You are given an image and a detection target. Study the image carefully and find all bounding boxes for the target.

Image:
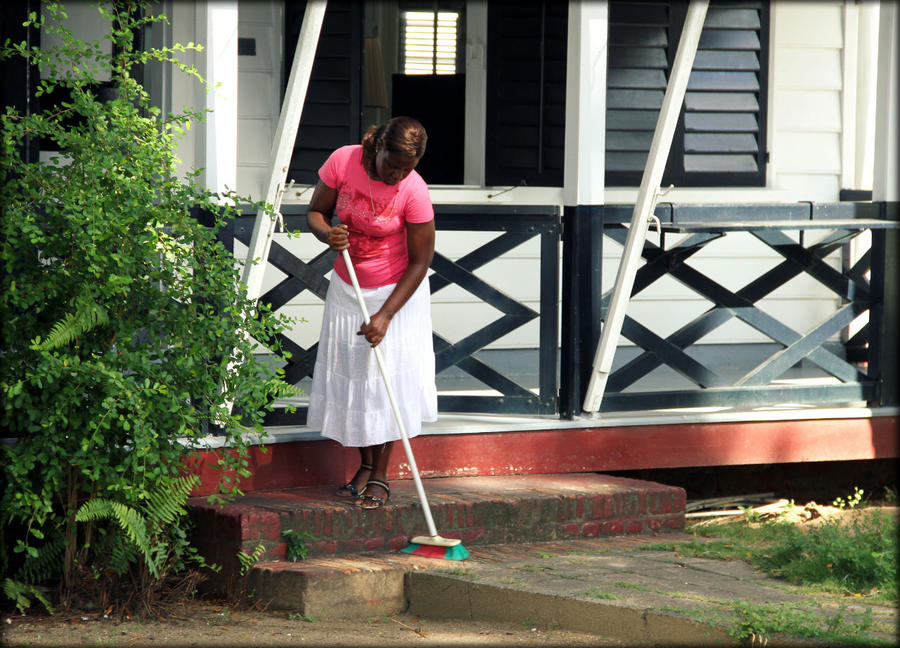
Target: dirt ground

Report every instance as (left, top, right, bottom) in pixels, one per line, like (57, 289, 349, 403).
(1, 599, 624, 647)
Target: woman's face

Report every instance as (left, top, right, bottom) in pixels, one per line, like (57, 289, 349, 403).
(375, 143, 420, 185)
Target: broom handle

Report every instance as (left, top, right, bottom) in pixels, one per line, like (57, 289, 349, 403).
(340, 250, 440, 538)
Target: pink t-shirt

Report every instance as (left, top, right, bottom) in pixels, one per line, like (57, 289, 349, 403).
(318, 145, 434, 289)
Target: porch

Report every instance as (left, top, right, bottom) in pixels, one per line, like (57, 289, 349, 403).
(191, 200, 899, 495)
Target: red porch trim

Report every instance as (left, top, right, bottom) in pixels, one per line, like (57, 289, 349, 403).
(188, 416, 898, 496)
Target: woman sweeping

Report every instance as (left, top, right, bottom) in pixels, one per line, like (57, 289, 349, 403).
(305, 116, 437, 510)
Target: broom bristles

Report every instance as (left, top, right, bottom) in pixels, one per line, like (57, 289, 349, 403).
(401, 542, 470, 561)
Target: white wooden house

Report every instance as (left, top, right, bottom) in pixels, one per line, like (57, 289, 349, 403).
(7, 0, 897, 489)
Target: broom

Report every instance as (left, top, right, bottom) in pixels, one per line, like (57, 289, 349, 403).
(341, 249, 469, 561)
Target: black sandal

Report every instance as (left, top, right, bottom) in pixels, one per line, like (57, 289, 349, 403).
(356, 479, 390, 510)
(336, 462, 373, 498)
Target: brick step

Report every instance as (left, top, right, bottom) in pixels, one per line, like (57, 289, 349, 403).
(188, 473, 685, 591)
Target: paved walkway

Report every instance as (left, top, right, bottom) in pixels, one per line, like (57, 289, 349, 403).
(192, 472, 897, 645)
(250, 532, 897, 646)
(405, 533, 898, 645)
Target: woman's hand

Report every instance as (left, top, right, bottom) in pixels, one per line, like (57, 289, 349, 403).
(328, 223, 349, 251)
(358, 310, 391, 347)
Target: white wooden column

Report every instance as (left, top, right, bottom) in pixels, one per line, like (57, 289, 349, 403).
(841, 1, 860, 191)
(200, 0, 239, 195)
(854, 1, 880, 191)
(464, 0, 488, 186)
(239, 0, 326, 302)
(873, 0, 899, 201)
(563, 0, 608, 206)
(873, 0, 899, 408)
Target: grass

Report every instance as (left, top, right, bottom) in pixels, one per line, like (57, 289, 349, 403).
(638, 502, 898, 644)
(610, 580, 655, 593)
(436, 567, 477, 578)
(642, 507, 898, 603)
(726, 600, 892, 646)
(657, 601, 892, 646)
(511, 564, 550, 573)
(288, 612, 316, 622)
(581, 586, 619, 600)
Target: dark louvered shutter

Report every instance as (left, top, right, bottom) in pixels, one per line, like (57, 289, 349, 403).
(284, 0, 363, 185)
(606, 0, 769, 187)
(485, 0, 567, 187)
(0, 1, 40, 163)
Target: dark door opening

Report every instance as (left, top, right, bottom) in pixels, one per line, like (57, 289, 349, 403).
(391, 74, 465, 185)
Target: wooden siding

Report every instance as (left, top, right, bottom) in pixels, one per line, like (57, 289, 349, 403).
(769, 1, 846, 200)
(236, 0, 283, 199)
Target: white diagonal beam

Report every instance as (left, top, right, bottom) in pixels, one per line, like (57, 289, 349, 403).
(240, 0, 326, 299)
(582, 0, 709, 414)
(222, 1, 326, 419)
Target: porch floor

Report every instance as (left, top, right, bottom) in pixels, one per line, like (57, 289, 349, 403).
(188, 351, 897, 495)
(254, 403, 894, 447)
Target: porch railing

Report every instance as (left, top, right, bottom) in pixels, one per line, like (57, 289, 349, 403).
(216, 200, 896, 426)
(228, 204, 561, 426)
(561, 201, 898, 417)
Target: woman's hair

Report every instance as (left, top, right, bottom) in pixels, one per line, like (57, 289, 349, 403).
(361, 116, 427, 172)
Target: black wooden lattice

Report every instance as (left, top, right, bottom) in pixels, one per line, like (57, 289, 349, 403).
(596, 205, 892, 412)
(233, 205, 561, 425)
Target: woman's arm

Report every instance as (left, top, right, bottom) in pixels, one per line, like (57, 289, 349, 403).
(358, 219, 435, 347)
(306, 180, 348, 250)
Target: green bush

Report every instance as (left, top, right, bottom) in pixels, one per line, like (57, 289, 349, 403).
(1, 0, 293, 616)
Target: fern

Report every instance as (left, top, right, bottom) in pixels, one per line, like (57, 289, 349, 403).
(75, 477, 201, 580)
(31, 298, 109, 351)
(16, 534, 65, 585)
(76, 499, 156, 577)
(142, 474, 200, 527)
(106, 532, 138, 577)
(3, 578, 54, 615)
(237, 541, 267, 576)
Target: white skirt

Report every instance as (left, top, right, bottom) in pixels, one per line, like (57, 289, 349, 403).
(306, 275, 438, 447)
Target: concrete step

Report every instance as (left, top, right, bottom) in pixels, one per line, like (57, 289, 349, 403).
(188, 473, 685, 593)
(245, 553, 437, 619)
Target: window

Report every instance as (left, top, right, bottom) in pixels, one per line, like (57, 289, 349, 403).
(402, 10, 459, 75)
(606, 0, 770, 187)
(393, 5, 466, 184)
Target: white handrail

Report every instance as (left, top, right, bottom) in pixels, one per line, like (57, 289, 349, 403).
(240, 0, 327, 301)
